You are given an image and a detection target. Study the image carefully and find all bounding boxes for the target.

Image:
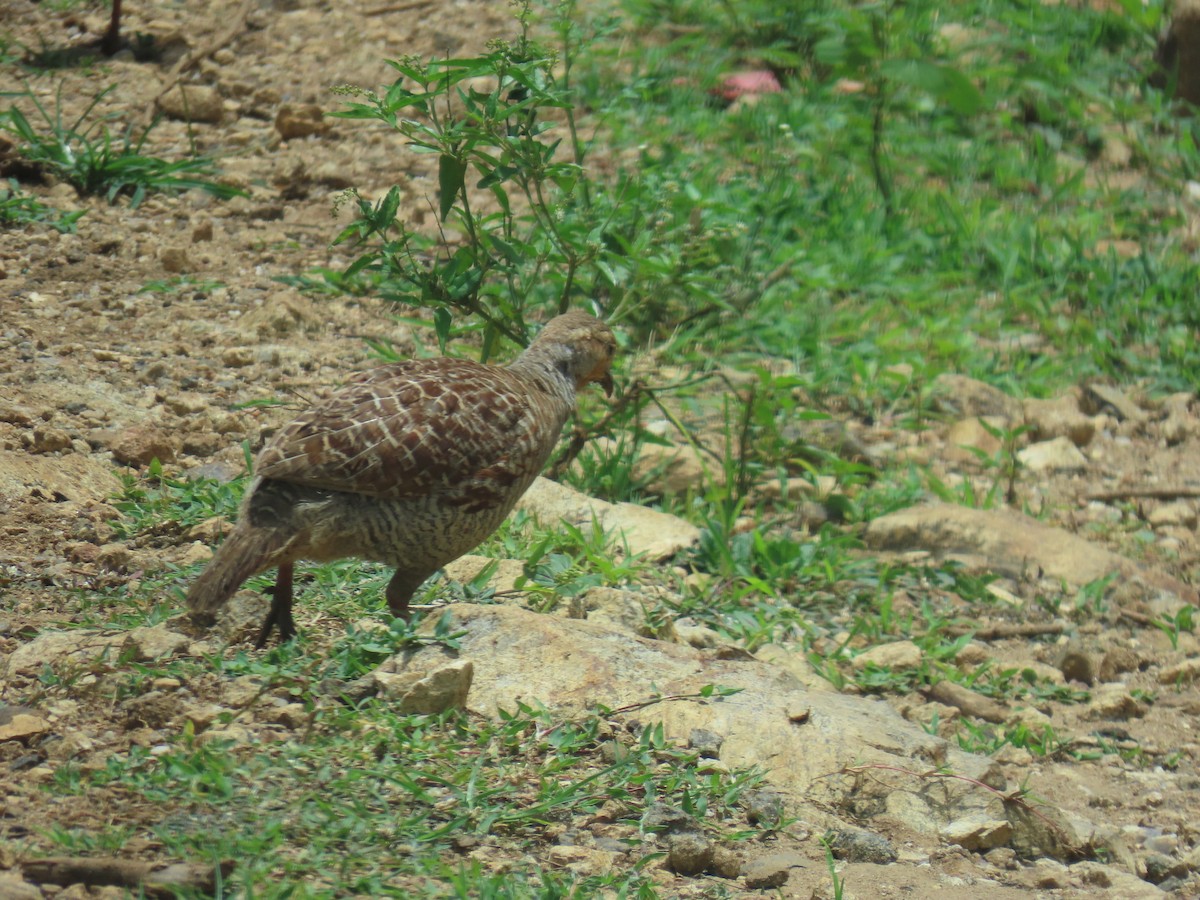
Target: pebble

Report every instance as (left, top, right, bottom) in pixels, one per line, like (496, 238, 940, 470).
(666, 832, 713, 876)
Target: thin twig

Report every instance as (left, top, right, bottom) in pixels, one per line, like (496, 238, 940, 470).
(604, 688, 737, 717)
(21, 857, 234, 898)
(1117, 608, 1156, 626)
(940, 622, 1067, 640)
(1085, 486, 1200, 502)
(364, 0, 434, 15)
(546, 379, 647, 478)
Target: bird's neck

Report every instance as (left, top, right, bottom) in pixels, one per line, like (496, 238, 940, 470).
(508, 350, 577, 408)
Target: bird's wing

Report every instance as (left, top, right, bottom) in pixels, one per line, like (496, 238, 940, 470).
(254, 358, 547, 499)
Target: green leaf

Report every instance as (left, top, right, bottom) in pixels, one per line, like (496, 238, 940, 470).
(881, 60, 984, 116)
(433, 307, 452, 354)
(437, 154, 467, 221)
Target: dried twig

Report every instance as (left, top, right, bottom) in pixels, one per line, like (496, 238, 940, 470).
(546, 379, 648, 478)
(1085, 486, 1200, 502)
(1117, 608, 1156, 627)
(22, 857, 234, 899)
(364, 0, 435, 15)
(922, 680, 1009, 724)
(942, 622, 1066, 641)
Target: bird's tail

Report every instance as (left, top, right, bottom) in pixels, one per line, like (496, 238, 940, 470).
(186, 525, 283, 624)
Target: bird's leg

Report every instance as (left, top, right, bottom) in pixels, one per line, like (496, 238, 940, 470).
(385, 571, 417, 623)
(255, 562, 296, 648)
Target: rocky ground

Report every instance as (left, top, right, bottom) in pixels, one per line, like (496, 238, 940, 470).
(3, 0, 1200, 897)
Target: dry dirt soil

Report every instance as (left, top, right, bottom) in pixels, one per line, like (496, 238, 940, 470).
(4, 1, 1200, 898)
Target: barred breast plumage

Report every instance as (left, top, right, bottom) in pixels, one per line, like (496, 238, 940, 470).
(186, 310, 617, 646)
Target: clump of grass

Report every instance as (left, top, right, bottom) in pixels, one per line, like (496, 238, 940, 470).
(0, 83, 245, 207)
(112, 461, 246, 543)
(0, 178, 83, 232)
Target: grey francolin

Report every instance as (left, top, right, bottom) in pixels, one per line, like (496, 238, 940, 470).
(187, 310, 617, 646)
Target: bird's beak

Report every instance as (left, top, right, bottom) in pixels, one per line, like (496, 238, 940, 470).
(597, 371, 614, 397)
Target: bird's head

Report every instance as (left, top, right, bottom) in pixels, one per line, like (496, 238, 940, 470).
(524, 310, 617, 396)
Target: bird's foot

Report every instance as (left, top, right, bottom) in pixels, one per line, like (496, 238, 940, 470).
(255, 564, 296, 648)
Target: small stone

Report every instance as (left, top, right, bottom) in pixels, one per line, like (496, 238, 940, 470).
(941, 815, 1012, 851)
(710, 844, 743, 879)
(1032, 858, 1069, 888)
(688, 728, 723, 759)
(107, 423, 180, 467)
(178, 542, 214, 567)
(183, 703, 227, 730)
(1161, 394, 1195, 445)
(374, 659, 473, 714)
(239, 291, 324, 336)
(632, 441, 708, 495)
(1059, 643, 1098, 685)
(1142, 853, 1179, 884)
(1148, 502, 1198, 528)
(28, 425, 72, 454)
(274, 102, 330, 139)
(157, 84, 223, 124)
(121, 691, 178, 729)
(196, 724, 251, 746)
(126, 622, 190, 660)
(1087, 685, 1144, 721)
(944, 416, 1003, 463)
(986, 847, 1018, 869)
(673, 619, 726, 649)
(1159, 658, 1200, 684)
(743, 789, 786, 826)
(1017, 436, 1087, 473)
(851, 639, 922, 671)
(642, 803, 699, 836)
(0, 712, 50, 743)
(825, 827, 897, 863)
(1022, 393, 1096, 446)
(96, 543, 132, 572)
(192, 220, 214, 242)
(160, 246, 191, 274)
(264, 703, 309, 728)
(666, 832, 713, 876)
(1099, 646, 1140, 682)
(221, 347, 254, 368)
(932, 374, 1021, 420)
(1006, 705, 1052, 730)
(0, 402, 35, 426)
(0, 873, 43, 900)
(545, 845, 618, 877)
(955, 641, 990, 666)
(742, 851, 805, 889)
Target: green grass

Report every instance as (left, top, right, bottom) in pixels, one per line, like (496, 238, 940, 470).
(39, 657, 763, 896)
(0, 178, 84, 232)
(0, 83, 245, 207)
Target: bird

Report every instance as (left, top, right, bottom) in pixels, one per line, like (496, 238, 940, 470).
(186, 309, 617, 646)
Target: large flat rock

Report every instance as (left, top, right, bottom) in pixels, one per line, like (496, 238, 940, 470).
(396, 603, 1003, 832)
(864, 503, 1197, 605)
(516, 477, 699, 561)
